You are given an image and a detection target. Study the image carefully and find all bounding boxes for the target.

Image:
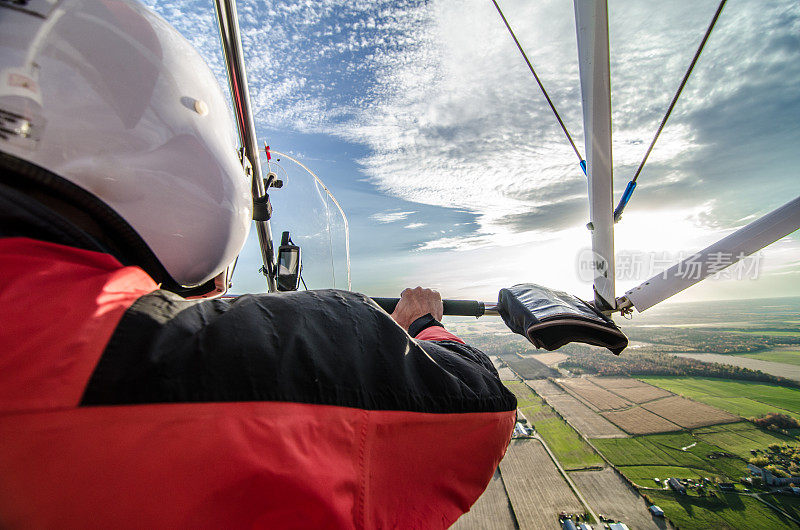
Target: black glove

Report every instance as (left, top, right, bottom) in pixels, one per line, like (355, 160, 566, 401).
(497, 283, 628, 355)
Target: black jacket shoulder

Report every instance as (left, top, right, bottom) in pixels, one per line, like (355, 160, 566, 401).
(82, 289, 517, 414)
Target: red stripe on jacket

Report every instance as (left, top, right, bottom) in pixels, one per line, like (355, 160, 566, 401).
(416, 325, 466, 344)
(0, 238, 156, 413)
(0, 237, 514, 528)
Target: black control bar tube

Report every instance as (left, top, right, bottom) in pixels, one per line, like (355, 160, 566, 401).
(371, 298, 498, 317)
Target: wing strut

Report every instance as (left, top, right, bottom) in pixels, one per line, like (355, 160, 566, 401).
(573, 0, 615, 310)
(215, 0, 277, 292)
(620, 196, 800, 312)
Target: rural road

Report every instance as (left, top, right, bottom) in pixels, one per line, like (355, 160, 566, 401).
(503, 362, 600, 521)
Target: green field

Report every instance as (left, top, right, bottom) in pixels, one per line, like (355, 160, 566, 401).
(761, 494, 800, 521)
(638, 376, 800, 420)
(592, 432, 743, 480)
(646, 490, 799, 529)
(693, 422, 794, 459)
(728, 329, 800, 337)
(618, 465, 713, 486)
(741, 349, 800, 366)
(503, 381, 603, 470)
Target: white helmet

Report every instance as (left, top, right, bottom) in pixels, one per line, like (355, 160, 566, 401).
(0, 0, 252, 294)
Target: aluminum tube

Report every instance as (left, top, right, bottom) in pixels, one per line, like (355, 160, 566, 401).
(214, 0, 277, 291)
(626, 196, 800, 311)
(574, 0, 616, 310)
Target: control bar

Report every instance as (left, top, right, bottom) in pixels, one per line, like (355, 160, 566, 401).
(371, 298, 498, 318)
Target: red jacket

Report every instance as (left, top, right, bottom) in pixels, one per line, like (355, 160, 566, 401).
(0, 237, 515, 529)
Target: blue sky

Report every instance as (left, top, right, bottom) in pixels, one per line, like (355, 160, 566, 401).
(148, 0, 800, 308)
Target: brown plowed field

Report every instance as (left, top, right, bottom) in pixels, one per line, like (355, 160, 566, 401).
(589, 377, 673, 403)
(452, 469, 516, 529)
(601, 407, 682, 435)
(545, 393, 628, 438)
(499, 439, 583, 529)
(641, 395, 740, 429)
(569, 468, 666, 530)
(497, 367, 517, 381)
(527, 379, 565, 396)
(610, 386, 674, 404)
(530, 352, 568, 366)
(528, 379, 627, 438)
(558, 378, 631, 411)
(589, 377, 644, 389)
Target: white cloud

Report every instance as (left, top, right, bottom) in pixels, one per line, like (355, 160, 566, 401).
(370, 210, 415, 223)
(404, 222, 426, 229)
(150, 0, 800, 301)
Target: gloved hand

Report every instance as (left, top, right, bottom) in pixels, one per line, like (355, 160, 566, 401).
(497, 283, 628, 355)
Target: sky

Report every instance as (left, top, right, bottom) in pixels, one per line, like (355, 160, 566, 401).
(146, 0, 800, 311)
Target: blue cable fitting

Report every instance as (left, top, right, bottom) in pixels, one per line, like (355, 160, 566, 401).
(580, 160, 587, 176)
(613, 180, 637, 222)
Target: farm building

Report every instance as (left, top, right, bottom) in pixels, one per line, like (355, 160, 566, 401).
(562, 519, 577, 530)
(747, 464, 800, 486)
(513, 423, 528, 437)
(649, 505, 664, 517)
(667, 477, 686, 495)
(578, 524, 593, 530)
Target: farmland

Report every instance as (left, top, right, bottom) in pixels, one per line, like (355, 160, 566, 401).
(761, 495, 800, 522)
(740, 349, 800, 367)
(527, 378, 627, 438)
(526, 378, 563, 397)
(645, 490, 799, 529)
(530, 352, 568, 366)
(569, 468, 665, 529)
(453, 438, 587, 529)
(640, 395, 739, 429)
(498, 439, 584, 530)
(692, 422, 794, 459)
(501, 354, 559, 379)
(544, 392, 628, 439)
(638, 376, 800, 420)
(496, 367, 516, 381)
(600, 407, 681, 435)
(452, 470, 515, 529)
(590, 376, 673, 403)
(551, 375, 740, 435)
(729, 330, 800, 337)
(591, 432, 745, 481)
(504, 381, 603, 470)
(616, 465, 711, 486)
(557, 378, 631, 411)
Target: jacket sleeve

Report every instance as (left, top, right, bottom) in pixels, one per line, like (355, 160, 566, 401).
(82, 289, 516, 414)
(80, 289, 516, 528)
(410, 314, 500, 377)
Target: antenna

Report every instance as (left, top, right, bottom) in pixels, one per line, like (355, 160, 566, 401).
(574, 0, 615, 310)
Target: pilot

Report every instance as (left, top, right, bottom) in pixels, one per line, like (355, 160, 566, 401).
(0, 1, 515, 528)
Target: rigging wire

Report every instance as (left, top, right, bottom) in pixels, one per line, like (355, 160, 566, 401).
(490, 0, 586, 175)
(614, 0, 727, 222)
